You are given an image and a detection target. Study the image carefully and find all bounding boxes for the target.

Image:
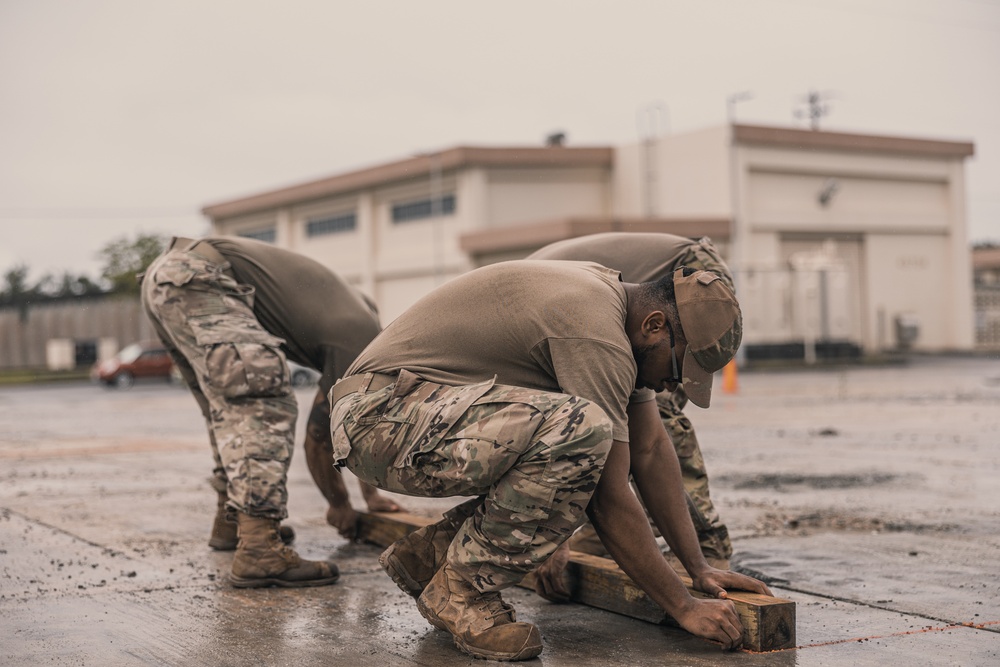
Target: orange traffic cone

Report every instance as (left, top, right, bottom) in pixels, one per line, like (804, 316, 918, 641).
(721, 359, 739, 394)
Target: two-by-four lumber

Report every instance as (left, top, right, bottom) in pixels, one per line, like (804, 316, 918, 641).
(357, 511, 795, 652)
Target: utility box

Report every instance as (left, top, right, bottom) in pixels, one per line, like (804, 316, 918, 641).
(46, 339, 75, 371)
(895, 314, 920, 349)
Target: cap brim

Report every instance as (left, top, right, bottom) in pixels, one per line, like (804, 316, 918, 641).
(682, 347, 714, 409)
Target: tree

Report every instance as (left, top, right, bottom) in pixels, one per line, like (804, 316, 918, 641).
(98, 232, 167, 294)
(0, 264, 38, 319)
(35, 271, 107, 298)
(1, 264, 31, 304)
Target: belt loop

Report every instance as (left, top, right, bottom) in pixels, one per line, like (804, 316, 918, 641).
(360, 372, 375, 394)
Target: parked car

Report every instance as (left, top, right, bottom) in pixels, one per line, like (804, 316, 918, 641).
(91, 341, 174, 389)
(288, 361, 320, 388)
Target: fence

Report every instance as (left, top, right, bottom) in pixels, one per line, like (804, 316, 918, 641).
(975, 286, 1000, 350)
(0, 295, 154, 370)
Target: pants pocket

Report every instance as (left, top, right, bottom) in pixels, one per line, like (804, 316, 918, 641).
(192, 315, 289, 398)
(386, 370, 495, 468)
(479, 469, 555, 554)
(205, 343, 289, 398)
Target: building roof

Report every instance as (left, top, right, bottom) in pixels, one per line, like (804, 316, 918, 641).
(202, 146, 614, 220)
(202, 124, 975, 221)
(459, 217, 731, 257)
(734, 124, 975, 159)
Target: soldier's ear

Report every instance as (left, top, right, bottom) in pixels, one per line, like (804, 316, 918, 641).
(642, 310, 666, 337)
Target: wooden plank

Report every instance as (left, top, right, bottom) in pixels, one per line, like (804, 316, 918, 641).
(357, 510, 432, 546)
(358, 511, 796, 652)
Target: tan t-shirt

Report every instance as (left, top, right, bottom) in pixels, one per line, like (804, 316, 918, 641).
(528, 232, 695, 283)
(206, 237, 381, 397)
(347, 260, 637, 441)
(530, 232, 705, 404)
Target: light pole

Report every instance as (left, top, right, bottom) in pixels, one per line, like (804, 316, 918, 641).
(635, 102, 669, 218)
(726, 91, 753, 367)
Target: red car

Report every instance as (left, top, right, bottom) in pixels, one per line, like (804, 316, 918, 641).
(91, 341, 174, 389)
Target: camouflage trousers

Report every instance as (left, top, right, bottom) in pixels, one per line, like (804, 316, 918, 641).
(141, 245, 297, 520)
(674, 236, 735, 293)
(331, 370, 614, 592)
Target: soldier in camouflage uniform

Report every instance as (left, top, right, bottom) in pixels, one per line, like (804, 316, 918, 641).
(141, 236, 401, 588)
(330, 259, 770, 660)
(527, 233, 735, 597)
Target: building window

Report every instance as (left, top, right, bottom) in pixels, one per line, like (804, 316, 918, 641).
(391, 194, 455, 223)
(307, 212, 357, 236)
(239, 228, 276, 243)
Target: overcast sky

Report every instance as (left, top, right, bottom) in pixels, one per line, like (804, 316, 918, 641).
(2, 0, 998, 282)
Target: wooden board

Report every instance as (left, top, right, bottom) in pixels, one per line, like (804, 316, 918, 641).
(358, 511, 795, 652)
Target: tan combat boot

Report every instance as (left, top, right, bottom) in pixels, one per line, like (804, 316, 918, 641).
(416, 563, 542, 661)
(208, 490, 295, 551)
(379, 520, 460, 598)
(229, 514, 339, 588)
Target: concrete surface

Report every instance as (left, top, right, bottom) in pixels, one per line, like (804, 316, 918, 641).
(1, 355, 998, 666)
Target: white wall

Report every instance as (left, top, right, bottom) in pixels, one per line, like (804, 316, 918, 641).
(747, 171, 950, 234)
(614, 126, 730, 218)
(736, 142, 973, 352)
(865, 234, 954, 351)
(486, 167, 610, 226)
(289, 195, 367, 277)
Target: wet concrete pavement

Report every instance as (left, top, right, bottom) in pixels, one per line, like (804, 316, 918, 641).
(2, 354, 999, 665)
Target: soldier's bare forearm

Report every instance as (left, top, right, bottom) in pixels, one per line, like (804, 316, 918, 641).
(304, 389, 352, 509)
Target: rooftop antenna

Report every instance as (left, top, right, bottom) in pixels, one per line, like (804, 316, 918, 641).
(794, 89, 834, 130)
(635, 102, 668, 218)
(545, 131, 566, 146)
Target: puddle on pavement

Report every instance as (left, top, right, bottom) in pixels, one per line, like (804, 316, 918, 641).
(721, 472, 909, 490)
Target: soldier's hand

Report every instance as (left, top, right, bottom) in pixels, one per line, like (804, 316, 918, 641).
(692, 568, 772, 599)
(533, 542, 572, 602)
(326, 505, 360, 540)
(675, 597, 744, 650)
(360, 481, 405, 513)
(363, 494, 404, 513)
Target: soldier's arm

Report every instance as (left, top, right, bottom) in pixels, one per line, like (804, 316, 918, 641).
(304, 388, 403, 534)
(627, 399, 770, 599)
(303, 388, 360, 538)
(586, 401, 743, 650)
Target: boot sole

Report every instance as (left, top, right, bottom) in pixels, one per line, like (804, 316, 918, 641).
(379, 543, 424, 598)
(415, 596, 543, 661)
(453, 636, 543, 662)
(228, 572, 340, 589)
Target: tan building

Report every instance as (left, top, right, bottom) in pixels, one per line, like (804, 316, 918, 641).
(203, 124, 976, 358)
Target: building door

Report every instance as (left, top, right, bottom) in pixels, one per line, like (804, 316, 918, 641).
(780, 234, 866, 358)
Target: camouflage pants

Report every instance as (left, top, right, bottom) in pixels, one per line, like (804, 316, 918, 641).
(141, 246, 297, 520)
(331, 371, 614, 592)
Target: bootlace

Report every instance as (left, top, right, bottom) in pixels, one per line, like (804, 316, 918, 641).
(478, 593, 516, 623)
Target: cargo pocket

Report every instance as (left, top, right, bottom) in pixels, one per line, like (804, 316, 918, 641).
(151, 258, 230, 316)
(153, 262, 197, 288)
(480, 469, 555, 554)
(191, 315, 290, 398)
(386, 370, 495, 469)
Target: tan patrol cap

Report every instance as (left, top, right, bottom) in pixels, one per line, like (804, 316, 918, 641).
(673, 267, 742, 409)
